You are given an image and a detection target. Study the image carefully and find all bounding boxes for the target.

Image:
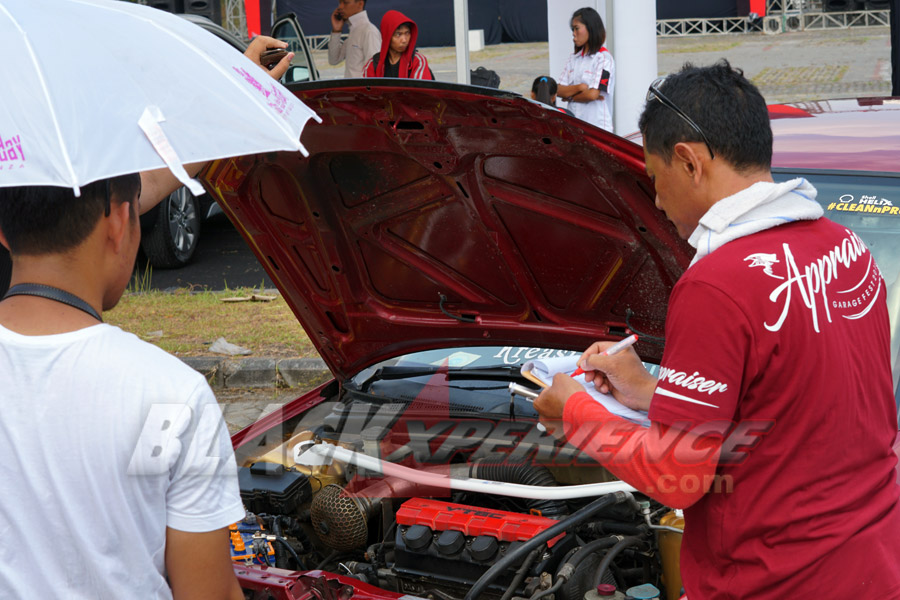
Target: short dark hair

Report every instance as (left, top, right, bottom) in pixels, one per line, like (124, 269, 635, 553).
(532, 75, 558, 105)
(572, 7, 606, 54)
(0, 174, 141, 255)
(639, 60, 772, 172)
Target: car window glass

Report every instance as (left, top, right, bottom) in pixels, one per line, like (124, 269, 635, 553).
(272, 20, 310, 83)
(775, 172, 900, 277)
(776, 171, 900, 397)
(351, 346, 660, 385)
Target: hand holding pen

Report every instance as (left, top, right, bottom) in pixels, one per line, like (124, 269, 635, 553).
(575, 334, 654, 412)
(572, 334, 638, 377)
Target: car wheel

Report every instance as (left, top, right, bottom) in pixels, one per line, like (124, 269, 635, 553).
(141, 187, 201, 268)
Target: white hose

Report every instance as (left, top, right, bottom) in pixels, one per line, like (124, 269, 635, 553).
(298, 443, 638, 499)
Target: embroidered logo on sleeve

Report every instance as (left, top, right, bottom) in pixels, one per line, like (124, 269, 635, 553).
(656, 367, 727, 409)
(598, 69, 610, 92)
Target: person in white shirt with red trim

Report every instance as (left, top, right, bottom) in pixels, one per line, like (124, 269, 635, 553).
(557, 7, 615, 132)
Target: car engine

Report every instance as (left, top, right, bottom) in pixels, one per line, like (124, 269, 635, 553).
(229, 377, 684, 600)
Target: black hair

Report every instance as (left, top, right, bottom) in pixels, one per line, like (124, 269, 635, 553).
(532, 76, 558, 105)
(572, 7, 606, 54)
(639, 59, 772, 172)
(0, 174, 141, 255)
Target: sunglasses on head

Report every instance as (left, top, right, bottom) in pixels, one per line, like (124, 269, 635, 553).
(646, 77, 715, 160)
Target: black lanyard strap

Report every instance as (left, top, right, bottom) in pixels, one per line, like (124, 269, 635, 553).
(3, 283, 102, 322)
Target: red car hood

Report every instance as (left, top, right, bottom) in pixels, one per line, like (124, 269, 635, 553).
(203, 81, 691, 379)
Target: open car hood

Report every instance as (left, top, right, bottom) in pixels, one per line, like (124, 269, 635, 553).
(203, 80, 692, 380)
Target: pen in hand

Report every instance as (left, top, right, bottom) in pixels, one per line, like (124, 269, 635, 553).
(572, 334, 639, 377)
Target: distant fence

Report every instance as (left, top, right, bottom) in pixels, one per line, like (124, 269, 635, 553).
(308, 10, 889, 47)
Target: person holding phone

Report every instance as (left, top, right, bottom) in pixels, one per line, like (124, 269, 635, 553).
(0, 36, 295, 300)
(328, 0, 381, 79)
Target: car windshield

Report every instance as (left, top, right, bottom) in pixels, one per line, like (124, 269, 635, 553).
(774, 170, 900, 396)
(348, 346, 661, 417)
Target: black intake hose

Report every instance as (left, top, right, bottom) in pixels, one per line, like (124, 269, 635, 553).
(562, 536, 620, 574)
(554, 536, 621, 600)
(473, 461, 568, 517)
(592, 536, 646, 588)
(462, 492, 630, 600)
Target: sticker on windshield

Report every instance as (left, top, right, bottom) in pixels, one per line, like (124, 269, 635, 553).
(431, 351, 482, 367)
(826, 194, 899, 215)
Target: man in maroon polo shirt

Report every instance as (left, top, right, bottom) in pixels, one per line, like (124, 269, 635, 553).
(535, 60, 900, 598)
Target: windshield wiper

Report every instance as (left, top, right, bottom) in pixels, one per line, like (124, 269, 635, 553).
(352, 364, 526, 392)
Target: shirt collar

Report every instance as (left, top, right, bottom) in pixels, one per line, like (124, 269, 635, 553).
(347, 10, 368, 28)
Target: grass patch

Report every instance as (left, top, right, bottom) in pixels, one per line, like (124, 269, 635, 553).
(105, 287, 317, 358)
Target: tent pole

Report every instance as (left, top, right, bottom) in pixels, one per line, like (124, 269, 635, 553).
(454, 0, 471, 84)
(892, 0, 899, 96)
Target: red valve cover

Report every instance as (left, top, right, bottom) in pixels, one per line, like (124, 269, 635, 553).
(396, 498, 565, 547)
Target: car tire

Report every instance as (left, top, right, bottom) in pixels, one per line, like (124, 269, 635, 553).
(141, 187, 201, 268)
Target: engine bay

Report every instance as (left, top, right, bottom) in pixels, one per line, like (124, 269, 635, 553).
(229, 365, 683, 600)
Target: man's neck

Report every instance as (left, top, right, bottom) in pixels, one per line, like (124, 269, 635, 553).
(716, 169, 774, 205)
(0, 256, 105, 335)
(706, 166, 774, 210)
(388, 49, 402, 64)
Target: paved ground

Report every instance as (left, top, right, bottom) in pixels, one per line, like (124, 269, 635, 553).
(311, 26, 892, 104)
(221, 25, 894, 433)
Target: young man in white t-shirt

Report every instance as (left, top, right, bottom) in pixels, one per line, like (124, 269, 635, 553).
(0, 35, 294, 598)
(0, 175, 246, 598)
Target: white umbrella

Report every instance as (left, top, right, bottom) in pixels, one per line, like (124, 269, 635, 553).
(0, 0, 320, 196)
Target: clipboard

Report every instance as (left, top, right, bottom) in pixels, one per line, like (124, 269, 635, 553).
(520, 355, 651, 427)
(521, 366, 549, 389)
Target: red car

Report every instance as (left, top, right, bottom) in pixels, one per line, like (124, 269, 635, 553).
(769, 98, 900, 403)
(204, 85, 900, 599)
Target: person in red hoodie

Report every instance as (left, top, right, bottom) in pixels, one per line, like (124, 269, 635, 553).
(363, 10, 433, 79)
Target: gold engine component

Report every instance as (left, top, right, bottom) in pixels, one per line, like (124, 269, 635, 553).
(658, 510, 685, 600)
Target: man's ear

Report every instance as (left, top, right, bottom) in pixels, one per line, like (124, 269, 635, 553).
(0, 228, 9, 252)
(106, 200, 134, 254)
(672, 142, 705, 184)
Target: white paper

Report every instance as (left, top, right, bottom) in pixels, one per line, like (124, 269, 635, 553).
(522, 355, 650, 427)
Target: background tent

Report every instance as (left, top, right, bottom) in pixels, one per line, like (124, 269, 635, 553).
(277, 0, 548, 46)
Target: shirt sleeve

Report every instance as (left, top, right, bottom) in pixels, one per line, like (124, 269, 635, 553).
(583, 51, 611, 90)
(411, 53, 434, 80)
(649, 278, 756, 428)
(165, 381, 244, 533)
(363, 25, 382, 64)
(328, 32, 346, 66)
(563, 392, 721, 508)
(596, 52, 614, 93)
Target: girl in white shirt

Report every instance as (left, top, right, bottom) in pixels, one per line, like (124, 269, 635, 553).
(558, 7, 616, 132)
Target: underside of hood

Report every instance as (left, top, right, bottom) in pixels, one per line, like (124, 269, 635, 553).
(202, 80, 692, 379)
